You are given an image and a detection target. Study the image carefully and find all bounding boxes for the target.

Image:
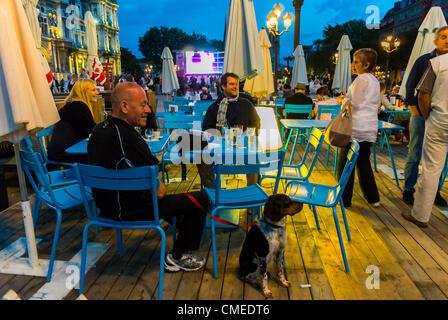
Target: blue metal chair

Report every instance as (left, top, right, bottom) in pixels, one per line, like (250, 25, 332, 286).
(274, 97, 286, 118)
(315, 106, 342, 174)
(21, 137, 78, 226)
(285, 140, 360, 273)
(205, 148, 286, 278)
(316, 104, 341, 120)
(440, 153, 448, 190)
(283, 104, 314, 145)
(19, 147, 92, 282)
(73, 164, 173, 300)
(160, 141, 182, 184)
(163, 100, 190, 113)
(193, 100, 215, 115)
(260, 128, 324, 183)
(174, 96, 187, 102)
(35, 125, 75, 168)
(160, 113, 204, 134)
(159, 114, 203, 183)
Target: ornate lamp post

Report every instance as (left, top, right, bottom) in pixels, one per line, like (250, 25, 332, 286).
(381, 35, 400, 87)
(266, 3, 292, 92)
(331, 52, 339, 65)
(293, 0, 304, 50)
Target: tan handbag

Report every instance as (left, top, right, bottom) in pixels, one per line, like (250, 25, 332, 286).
(324, 100, 352, 147)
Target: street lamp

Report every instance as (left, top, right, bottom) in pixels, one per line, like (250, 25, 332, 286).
(331, 52, 339, 65)
(381, 35, 400, 87)
(266, 2, 292, 92)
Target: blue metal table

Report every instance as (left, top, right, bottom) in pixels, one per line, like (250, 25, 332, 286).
(379, 109, 410, 149)
(280, 119, 404, 187)
(65, 133, 171, 156)
(381, 109, 411, 123)
(170, 133, 280, 229)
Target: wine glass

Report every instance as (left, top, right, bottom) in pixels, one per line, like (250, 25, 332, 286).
(145, 129, 153, 140)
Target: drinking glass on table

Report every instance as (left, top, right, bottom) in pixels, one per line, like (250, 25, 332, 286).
(216, 124, 224, 137)
(145, 129, 153, 140)
(216, 122, 228, 138)
(246, 126, 256, 143)
(230, 125, 243, 144)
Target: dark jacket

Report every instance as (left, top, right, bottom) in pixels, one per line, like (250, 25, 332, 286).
(405, 49, 437, 115)
(284, 92, 314, 119)
(88, 116, 159, 220)
(143, 103, 158, 130)
(47, 101, 95, 163)
(200, 92, 213, 101)
(202, 95, 260, 131)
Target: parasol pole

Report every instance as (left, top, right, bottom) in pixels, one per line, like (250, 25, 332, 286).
(13, 141, 39, 268)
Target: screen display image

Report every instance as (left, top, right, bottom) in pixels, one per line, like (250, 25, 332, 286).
(185, 51, 223, 75)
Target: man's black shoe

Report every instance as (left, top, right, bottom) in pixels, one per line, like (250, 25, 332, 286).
(402, 190, 414, 205)
(435, 192, 448, 207)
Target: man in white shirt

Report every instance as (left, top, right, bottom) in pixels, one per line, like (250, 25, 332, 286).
(402, 53, 448, 227)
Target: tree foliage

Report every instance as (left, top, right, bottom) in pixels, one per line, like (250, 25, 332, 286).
(306, 19, 419, 76)
(120, 47, 143, 79)
(306, 19, 380, 75)
(138, 26, 224, 72)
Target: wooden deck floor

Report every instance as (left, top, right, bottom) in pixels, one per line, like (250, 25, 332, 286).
(1, 140, 448, 300)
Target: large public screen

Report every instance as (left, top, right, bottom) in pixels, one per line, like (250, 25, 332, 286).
(185, 51, 223, 75)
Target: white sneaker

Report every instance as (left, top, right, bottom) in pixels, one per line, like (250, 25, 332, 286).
(164, 253, 205, 272)
(373, 202, 380, 208)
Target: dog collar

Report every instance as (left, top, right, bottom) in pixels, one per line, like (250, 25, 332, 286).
(260, 217, 286, 229)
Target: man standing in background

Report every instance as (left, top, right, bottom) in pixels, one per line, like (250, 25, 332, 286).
(402, 26, 448, 206)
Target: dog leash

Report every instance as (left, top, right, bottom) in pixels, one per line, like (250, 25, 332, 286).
(184, 193, 257, 228)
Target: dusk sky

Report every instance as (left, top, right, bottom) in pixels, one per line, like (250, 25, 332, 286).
(117, 0, 394, 61)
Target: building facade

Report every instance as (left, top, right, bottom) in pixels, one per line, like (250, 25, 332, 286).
(36, 0, 121, 82)
(381, 0, 448, 36)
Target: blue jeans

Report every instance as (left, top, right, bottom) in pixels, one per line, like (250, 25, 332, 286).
(404, 115, 444, 192)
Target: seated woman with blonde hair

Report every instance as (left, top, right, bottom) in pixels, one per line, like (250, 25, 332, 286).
(48, 78, 98, 164)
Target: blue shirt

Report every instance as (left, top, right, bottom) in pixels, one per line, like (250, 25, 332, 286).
(405, 49, 437, 115)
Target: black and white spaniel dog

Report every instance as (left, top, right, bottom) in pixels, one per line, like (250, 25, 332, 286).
(238, 194, 303, 298)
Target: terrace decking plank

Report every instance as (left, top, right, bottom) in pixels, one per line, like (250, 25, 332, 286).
(301, 200, 367, 300)
(63, 224, 120, 300)
(83, 229, 147, 299)
(3, 140, 448, 300)
(0, 202, 87, 300)
(372, 152, 448, 263)
(353, 199, 447, 300)
(313, 206, 383, 300)
(317, 171, 404, 300)
(337, 146, 428, 300)
(173, 235, 211, 300)
(105, 229, 162, 300)
(18, 215, 89, 300)
(363, 175, 446, 299)
(197, 231, 230, 300)
(283, 218, 313, 300)
(291, 211, 335, 300)
(125, 224, 173, 300)
(365, 163, 448, 299)
(220, 226, 245, 300)
(307, 149, 408, 299)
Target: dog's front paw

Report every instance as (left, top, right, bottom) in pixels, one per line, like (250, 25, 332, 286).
(280, 279, 291, 288)
(263, 289, 273, 298)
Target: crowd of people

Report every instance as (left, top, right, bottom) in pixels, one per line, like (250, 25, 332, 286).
(3, 25, 448, 275)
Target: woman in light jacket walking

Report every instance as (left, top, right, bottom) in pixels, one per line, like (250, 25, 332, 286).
(336, 48, 380, 208)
